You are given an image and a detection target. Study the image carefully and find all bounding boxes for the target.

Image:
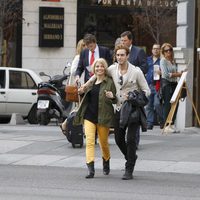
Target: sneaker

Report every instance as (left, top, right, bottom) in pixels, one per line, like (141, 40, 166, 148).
(170, 125, 180, 133)
(163, 125, 176, 133)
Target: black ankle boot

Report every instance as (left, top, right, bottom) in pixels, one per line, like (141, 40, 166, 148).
(103, 158, 110, 175)
(85, 161, 95, 179)
(122, 163, 134, 180)
(122, 170, 133, 180)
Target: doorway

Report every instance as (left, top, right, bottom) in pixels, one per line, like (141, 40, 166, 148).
(194, 0, 200, 127)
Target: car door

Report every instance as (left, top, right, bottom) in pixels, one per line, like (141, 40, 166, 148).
(0, 69, 6, 114)
(6, 70, 38, 116)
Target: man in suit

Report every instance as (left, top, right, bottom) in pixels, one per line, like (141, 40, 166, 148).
(75, 34, 112, 83)
(120, 31, 147, 74)
(120, 31, 148, 149)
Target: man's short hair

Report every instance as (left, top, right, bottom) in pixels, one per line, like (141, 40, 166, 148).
(120, 31, 133, 41)
(83, 33, 97, 45)
(114, 44, 130, 56)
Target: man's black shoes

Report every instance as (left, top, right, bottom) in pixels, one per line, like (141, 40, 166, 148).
(147, 125, 153, 130)
(122, 171, 133, 180)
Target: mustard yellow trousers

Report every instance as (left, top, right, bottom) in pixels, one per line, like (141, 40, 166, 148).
(84, 119, 110, 163)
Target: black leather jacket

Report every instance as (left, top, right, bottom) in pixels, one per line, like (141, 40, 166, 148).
(119, 90, 148, 132)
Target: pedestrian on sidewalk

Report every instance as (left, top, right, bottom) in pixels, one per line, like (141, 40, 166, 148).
(68, 39, 86, 85)
(120, 31, 148, 148)
(160, 43, 184, 133)
(84, 45, 150, 180)
(75, 33, 112, 84)
(74, 58, 117, 179)
(145, 44, 164, 130)
(60, 39, 86, 134)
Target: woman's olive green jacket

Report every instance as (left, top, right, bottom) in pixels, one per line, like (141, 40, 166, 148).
(74, 76, 117, 127)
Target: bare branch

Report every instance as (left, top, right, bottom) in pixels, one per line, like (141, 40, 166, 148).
(138, 4, 177, 43)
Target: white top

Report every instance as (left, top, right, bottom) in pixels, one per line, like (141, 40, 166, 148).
(69, 55, 80, 85)
(88, 45, 100, 64)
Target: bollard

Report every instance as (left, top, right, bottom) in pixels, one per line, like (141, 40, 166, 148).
(9, 113, 25, 125)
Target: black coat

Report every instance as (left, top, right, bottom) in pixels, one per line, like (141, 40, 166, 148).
(128, 46, 148, 74)
(119, 90, 148, 132)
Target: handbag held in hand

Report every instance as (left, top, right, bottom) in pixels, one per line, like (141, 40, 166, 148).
(65, 85, 79, 102)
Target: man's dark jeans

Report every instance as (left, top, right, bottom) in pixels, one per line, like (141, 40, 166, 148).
(114, 111, 138, 169)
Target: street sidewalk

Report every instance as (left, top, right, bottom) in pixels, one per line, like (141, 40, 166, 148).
(0, 124, 200, 175)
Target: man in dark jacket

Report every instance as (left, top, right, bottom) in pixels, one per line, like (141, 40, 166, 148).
(120, 31, 148, 149)
(120, 31, 147, 74)
(75, 34, 112, 83)
(145, 44, 164, 130)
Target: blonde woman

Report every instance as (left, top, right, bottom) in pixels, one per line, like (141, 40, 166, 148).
(160, 43, 183, 132)
(59, 39, 86, 134)
(74, 58, 116, 179)
(69, 39, 86, 85)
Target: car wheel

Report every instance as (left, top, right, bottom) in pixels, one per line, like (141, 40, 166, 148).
(27, 104, 38, 124)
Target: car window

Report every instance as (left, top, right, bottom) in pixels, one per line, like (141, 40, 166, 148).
(0, 70, 6, 88)
(9, 70, 37, 89)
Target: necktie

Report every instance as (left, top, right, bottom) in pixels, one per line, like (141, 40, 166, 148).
(89, 51, 95, 76)
(90, 51, 95, 65)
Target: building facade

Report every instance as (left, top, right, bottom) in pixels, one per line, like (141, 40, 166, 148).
(21, 0, 177, 75)
(22, 0, 77, 75)
(175, 0, 199, 128)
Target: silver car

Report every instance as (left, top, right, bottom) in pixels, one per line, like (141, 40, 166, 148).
(0, 67, 42, 123)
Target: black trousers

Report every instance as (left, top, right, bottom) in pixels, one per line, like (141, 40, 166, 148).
(114, 111, 138, 169)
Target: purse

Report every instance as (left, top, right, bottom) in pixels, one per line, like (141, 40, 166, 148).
(65, 85, 79, 102)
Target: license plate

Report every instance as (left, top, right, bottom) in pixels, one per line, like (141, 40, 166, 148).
(37, 100, 49, 109)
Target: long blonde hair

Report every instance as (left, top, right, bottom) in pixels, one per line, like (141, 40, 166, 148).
(76, 39, 86, 55)
(161, 43, 174, 61)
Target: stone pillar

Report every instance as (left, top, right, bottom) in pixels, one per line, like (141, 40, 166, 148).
(175, 0, 195, 129)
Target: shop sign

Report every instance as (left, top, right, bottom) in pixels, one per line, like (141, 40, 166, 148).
(95, 0, 177, 8)
(39, 7, 64, 47)
(42, 0, 60, 2)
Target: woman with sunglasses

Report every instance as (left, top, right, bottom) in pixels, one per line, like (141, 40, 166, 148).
(160, 43, 183, 133)
(74, 58, 117, 179)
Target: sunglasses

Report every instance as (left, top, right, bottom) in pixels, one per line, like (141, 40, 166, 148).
(119, 76, 123, 86)
(163, 48, 173, 53)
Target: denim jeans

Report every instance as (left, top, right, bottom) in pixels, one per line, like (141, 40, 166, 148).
(145, 84, 164, 126)
(162, 83, 178, 124)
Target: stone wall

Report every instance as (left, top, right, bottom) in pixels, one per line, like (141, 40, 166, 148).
(22, 0, 77, 76)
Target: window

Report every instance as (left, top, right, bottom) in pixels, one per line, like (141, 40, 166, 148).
(9, 71, 37, 89)
(0, 70, 6, 88)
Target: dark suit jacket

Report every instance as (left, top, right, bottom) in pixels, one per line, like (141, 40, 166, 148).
(75, 45, 112, 83)
(129, 46, 147, 74)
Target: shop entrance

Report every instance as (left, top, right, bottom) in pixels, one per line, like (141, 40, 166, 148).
(77, 1, 177, 55)
(77, 9, 136, 50)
